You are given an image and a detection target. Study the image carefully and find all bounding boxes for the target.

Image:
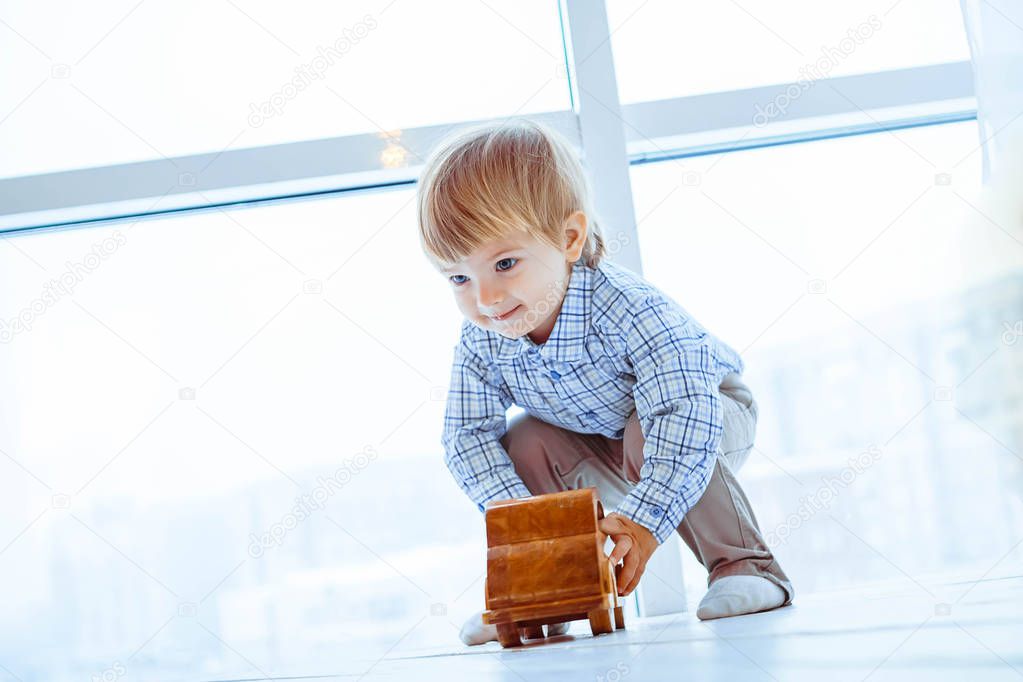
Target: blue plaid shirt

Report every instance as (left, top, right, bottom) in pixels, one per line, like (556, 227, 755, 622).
(440, 258, 745, 544)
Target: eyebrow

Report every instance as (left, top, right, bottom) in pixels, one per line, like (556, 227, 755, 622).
(441, 247, 520, 273)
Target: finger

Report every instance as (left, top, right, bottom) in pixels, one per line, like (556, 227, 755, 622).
(608, 534, 633, 566)
(599, 517, 621, 552)
(617, 551, 639, 594)
(622, 553, 648, 595)
(621, 563, 639, 595)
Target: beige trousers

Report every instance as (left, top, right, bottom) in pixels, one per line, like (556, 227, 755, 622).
(499, 372, 793, 604)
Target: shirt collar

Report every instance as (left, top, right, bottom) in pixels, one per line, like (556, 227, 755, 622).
(495, 259, 593, 364)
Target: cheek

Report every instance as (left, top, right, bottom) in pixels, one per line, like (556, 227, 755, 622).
(453, 290, 477, 315)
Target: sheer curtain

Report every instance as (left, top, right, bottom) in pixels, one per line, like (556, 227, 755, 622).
(958, 0, 1023, 289)
(960, 0, 1023, 185)
(958, 0, 1023, 528)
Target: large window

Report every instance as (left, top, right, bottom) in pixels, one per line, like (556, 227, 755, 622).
(0, 187, 512, 678)
(0, 0, 568, 177)
(2, 1, 1018, 680)
(607, 0, 970, 102)
(629, 119, 1023, 598)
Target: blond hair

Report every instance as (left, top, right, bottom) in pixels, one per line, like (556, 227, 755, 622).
(416, 119, 606, 269)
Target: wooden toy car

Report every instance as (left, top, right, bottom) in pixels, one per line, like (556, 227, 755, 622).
(481, 487, 625, 647)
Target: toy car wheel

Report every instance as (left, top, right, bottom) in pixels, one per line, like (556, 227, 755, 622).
(496, 623, 522, 647)
(588, 608, 613, 635)
(522, 625, 545, 639)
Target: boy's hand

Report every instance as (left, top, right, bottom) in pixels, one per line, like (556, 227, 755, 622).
(598, 512, 659, 596)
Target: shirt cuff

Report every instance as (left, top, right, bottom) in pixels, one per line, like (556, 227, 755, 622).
(475, 474, 532, 513)
(612, 481, 687, 545)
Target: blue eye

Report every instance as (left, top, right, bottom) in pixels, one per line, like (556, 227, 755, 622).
(448, 257, 516, 285)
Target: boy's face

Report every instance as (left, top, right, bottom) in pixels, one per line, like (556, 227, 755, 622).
(439, 212, 587, 344)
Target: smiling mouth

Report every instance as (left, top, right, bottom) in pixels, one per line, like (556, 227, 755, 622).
(490, 306, 521, 321)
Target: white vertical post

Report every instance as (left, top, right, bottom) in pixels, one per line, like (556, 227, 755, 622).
(561, 0, 688, 616)
(560, 0, 644, 275)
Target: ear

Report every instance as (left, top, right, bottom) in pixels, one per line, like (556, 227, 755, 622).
(563, 210, 588, 262)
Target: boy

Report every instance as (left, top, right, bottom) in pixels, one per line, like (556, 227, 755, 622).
(416, 120, 793, 645)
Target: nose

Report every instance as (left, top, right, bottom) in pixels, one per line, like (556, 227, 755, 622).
(477, 279, 503, 309)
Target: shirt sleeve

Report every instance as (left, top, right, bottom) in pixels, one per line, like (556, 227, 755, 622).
(612, 296, 726, 544)
(441, 330, 532, 512)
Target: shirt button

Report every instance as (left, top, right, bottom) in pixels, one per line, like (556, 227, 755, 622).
(550, 370, 561, 380)
(649, 506, 663, 518)
(614, 428, 624, 438)
(584, 410, 597, 419)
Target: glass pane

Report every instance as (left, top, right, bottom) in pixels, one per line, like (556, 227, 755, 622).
(0, 188, 494, 679)
(0, 0, 569, 178)
(628, 121, 1023, 599)
(608, 0, 971, 103)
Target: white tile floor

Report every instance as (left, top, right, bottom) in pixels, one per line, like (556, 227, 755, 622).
(263, 571, 1023, 682)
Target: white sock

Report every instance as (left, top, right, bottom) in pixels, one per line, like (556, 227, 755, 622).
(547, 621, 570, 636)
(696, 575, 786, 620)
(459, 611, 498, 646)
(458, 612, 571, 645)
